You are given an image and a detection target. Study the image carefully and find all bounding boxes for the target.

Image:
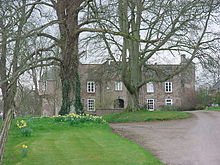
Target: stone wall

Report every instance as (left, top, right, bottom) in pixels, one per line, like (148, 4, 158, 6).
(140, 75, 183, 110)
(79, 64, 128, 113)
(86, 109, 124, 116)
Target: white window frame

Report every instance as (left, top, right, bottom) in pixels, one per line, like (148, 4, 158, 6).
(147, 99, 154, 111)
(87, 81, 95, 93)
(146, 82, 154, 93)
(165, 82, 172, 93)
(165, 99, 173, 105)
(115, 81, 123, 91)
(87, 99, 95, 111)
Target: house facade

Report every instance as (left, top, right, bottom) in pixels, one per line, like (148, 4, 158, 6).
(39, 56, 195, 116)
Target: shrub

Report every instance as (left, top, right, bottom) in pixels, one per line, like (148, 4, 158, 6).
(21, 127, 33, 137)
(159, 105, 183, 111)
(139, 104, 148, 111)
(213, 92, 220, 105)
(69, 118, 81, 125)
(194, 104, 206, 110)
(53, 115, 66, 122)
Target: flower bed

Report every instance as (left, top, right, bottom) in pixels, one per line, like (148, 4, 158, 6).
(53, 113, 106, 125)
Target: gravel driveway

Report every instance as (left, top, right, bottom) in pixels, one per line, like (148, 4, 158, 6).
(110, 111, 220, 165)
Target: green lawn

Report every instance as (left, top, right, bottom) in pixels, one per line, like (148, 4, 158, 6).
(102, 110, 191, 123)
(204, 106, 220, 111)
(3, 117, 164, 165)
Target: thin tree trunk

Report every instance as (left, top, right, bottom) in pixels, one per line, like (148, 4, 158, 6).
(0, 108, 13, 164)
(0, 24, 9, 119)
(0, 0, 28, 118)
(31, 68, 42, 116)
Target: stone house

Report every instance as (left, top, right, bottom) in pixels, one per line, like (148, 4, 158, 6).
(39, 56, 195, 116)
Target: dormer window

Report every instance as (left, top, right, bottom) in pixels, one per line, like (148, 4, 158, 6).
(115, 81, 123, 91)
(146, 82, 154, 93)
(87, 81, 95, 93)
(165, 82, 172, 93)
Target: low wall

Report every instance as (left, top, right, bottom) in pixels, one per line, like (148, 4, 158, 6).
(86, 109, 124, 116)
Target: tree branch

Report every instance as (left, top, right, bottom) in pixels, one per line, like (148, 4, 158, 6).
(78, 28, 159, 43)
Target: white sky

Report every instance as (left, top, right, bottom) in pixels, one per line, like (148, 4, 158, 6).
(7, 1, 219, 89)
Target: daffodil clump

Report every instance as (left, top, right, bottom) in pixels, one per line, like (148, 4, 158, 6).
(21, 144, 28, 157)
(16, 120, 27, 129)
(53, 113, 106, 125)
(16, 120, 32, 137)
(21, 144, 28, 149)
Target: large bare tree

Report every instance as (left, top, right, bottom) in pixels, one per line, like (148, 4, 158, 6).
(0, 0, 60, 118)
(53, 0, 88, 115)
(0, 0, 38, 119)
(89, 0, 220, 111)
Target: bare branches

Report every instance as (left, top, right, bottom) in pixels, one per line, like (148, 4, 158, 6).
(37, 33, 60, 44)
(17, 1, 55, 9)
(78, 20, 97, 27)
(78, 28, 159, 43)
(76, 0, 93, 13)
(19, 44, 58, 66)
(3, 61, 59, 90)
(0, 20, 60, 45)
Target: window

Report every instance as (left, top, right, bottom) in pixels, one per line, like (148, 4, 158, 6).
(165, 99, 173, 105)
(147, 99, 154, 111)
(87, 81, 95, 93)
(146, 82, 154, 93)
(87, 99, 95, 111)
(165, 82, 172, 93)
(115, 81, 123, 91)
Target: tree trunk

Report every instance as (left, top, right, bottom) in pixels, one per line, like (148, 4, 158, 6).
(0, 108, 13, 163)
(119, 0, 142, 111)
(31, 68, 42, 116)
(74, 72, 83, 115)
(0, 23, 11, 120)
(56, 0, 84, 115)
(2, 89, 15, 119)
(0, 0, 28, 119)
(126, 89, 140, 111)
(59, 77, 72, 115)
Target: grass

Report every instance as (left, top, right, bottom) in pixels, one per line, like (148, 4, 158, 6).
(204, 106, 220, 111)
(102, 110, 191, 123)
(3, 117, 164, 165)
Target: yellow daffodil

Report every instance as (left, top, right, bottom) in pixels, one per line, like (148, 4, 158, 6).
(21, 145, 28, 149)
